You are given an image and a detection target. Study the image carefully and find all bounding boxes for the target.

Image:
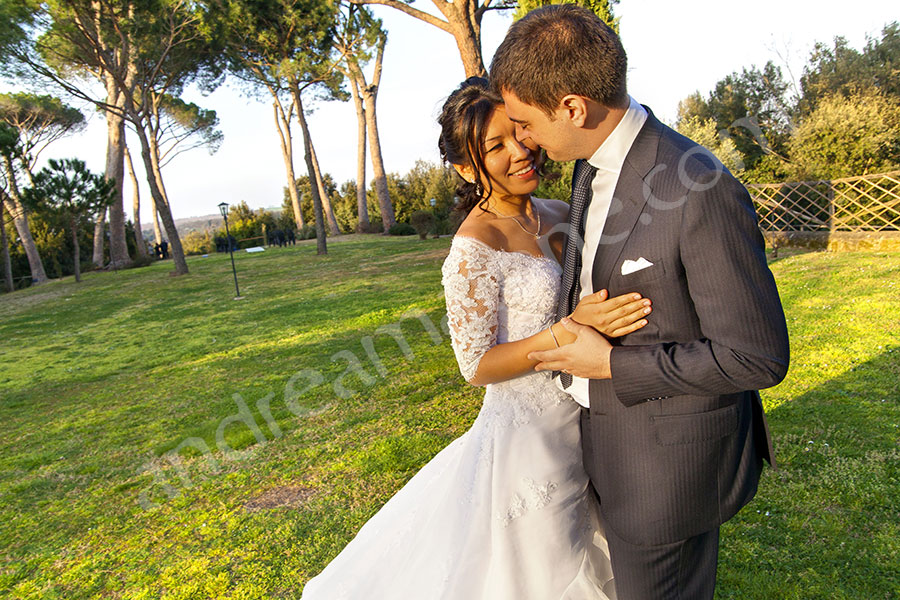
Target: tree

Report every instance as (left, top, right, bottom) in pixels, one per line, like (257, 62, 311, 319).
(0, 93, 85, 285)
(24, 158, 114, 282)
(0, 123, 49, 284)
(800, 22, 900, 114)
(335, 6, 395, 232)
(123, 145, 148, 258)
(222, 0, 344, 255)
(348, 0, 513, 77)
(28, 0, 224, 275)
(787, 90, 900, 180)
(513, 0, 618, 29)
(1, 191, 15, 292)
(0, 93, 86, 166)
(676, 61, 793, 177)
(674, 116, 744, 175)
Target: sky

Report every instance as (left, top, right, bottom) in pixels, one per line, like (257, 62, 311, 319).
(9, 0, 898, 223)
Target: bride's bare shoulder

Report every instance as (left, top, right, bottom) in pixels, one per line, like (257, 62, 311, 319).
(454, 210, 503, 250)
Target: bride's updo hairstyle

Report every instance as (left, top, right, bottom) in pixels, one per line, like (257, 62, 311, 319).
(438, 77, 503, 215)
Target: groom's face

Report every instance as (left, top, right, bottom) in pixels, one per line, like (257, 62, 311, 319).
(501, 91, 577, 162)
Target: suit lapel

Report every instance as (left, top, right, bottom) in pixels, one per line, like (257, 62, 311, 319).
(591, 108, 664, 292)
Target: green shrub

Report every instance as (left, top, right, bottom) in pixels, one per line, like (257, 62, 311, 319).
(299, 225, 317, 240)
(387, 222, 416, 236)
(409, 210, 436, 239)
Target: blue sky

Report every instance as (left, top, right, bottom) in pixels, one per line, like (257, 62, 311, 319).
(9, 0, 897, 222)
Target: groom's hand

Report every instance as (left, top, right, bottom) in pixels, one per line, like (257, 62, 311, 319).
(529, 318, 613, 379)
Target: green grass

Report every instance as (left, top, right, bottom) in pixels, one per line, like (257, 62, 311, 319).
(0, 236, 897, 599)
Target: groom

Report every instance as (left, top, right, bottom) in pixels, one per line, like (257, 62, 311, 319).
(491, 6, 789, 599)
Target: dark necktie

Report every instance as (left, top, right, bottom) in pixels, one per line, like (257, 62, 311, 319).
(556, 159, 597, 388)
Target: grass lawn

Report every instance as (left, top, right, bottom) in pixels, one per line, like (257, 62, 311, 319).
(0, 235, 897, 599)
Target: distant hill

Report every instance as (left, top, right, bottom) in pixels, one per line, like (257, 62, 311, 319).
(142, 207, 283, 239)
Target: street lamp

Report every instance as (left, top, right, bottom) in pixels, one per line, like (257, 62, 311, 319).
(218, 202, 242, 299)
(429, 198, 436, 208)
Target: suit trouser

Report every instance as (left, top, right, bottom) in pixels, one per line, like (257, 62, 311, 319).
(601, 507, 719, 600)
(580, 408, 720, 600)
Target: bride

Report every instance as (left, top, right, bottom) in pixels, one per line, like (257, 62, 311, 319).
(301, 77, 652, 600)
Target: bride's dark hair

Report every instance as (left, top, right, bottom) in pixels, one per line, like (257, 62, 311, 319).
(438, 77, 503, 215)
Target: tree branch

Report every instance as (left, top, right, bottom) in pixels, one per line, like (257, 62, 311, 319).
(348, 0, 451, 32)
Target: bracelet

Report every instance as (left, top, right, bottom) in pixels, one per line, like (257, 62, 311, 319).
(548, 323, 560, 347)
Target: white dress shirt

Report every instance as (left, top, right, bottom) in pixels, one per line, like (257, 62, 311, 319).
(560, 96, 648, 408)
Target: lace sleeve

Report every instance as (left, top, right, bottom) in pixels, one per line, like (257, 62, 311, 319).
(441, 238, 501, 382)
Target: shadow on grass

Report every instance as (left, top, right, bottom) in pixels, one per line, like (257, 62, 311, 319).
(718, 348, 900, 599)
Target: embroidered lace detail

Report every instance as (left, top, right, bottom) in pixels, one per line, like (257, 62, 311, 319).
(498, 478, 560, 527)
(441, 237, 502, 382)
(441, 236, 562, 381)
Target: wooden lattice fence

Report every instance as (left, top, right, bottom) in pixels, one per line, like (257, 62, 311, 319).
(746, 171, 900, 232)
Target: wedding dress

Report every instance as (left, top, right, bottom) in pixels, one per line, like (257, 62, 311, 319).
(301, 235, 615, 600)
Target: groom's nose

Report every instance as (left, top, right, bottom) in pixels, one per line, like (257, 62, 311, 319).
(514, 123, 529, 143)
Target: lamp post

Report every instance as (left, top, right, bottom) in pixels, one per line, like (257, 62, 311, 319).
(218, 202, 242, 299)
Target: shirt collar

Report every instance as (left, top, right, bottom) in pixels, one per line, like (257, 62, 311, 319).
(586, 96, 648, 174)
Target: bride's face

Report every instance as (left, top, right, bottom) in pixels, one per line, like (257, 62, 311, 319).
(477, 106, 540, 198)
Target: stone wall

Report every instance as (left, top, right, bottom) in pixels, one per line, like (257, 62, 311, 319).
(763, 231, 900, 252)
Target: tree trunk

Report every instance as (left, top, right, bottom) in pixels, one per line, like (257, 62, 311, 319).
(358, 73, 395, 232)
(449, 18, 486, 78)
(91, 208, 106, 266)
(124, 145, 147, 258)
(1, 196, 14, 292)
(308, 138, 341, 235)
(291, 95, 327, 255)
(133, 125, 189, 274)
(104, 76, 132, 269)
(352, 37, 395, 232)
(288, 79, 340, 236)
(1, 154, 47, 284)
(348, 74, 370, 232)
(272, 99, 305, 229)
(352, 0, 487, 77)
(151, 193, 163, 245)
(70, 214, 82, 283)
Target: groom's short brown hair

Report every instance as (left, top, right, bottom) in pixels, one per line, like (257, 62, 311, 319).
(490, 4, 628, 114)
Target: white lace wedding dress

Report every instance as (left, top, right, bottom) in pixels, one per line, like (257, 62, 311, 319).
(301, 235, 615, 600)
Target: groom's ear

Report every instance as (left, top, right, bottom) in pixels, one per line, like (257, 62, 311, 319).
(559, 95, 589, 128)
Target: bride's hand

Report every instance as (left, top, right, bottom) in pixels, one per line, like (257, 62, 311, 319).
(570, 290, 651, 338)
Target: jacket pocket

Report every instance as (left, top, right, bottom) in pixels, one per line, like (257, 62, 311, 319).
(619, 258, 666, 286)
(651, 403, 738, 446)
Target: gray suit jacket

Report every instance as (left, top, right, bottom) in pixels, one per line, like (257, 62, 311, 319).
(579, 108, 789, 546)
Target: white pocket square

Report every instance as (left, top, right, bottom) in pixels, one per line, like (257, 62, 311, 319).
(621, 257, 654, 276)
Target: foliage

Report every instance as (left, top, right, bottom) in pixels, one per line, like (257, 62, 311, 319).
(409, 210, 435, 239)
(678, 21, 900, 183)
(387, 222, 415, 235)
(533, 158, 575, 201)
(215, 200, 275, 245)
(787, 91, 900, 180)
(181, 229, 215, 256)
(24, 158, 113, 219)
(674, 116, 745, 175)
(0, 0, 37, 76)
(513, 0, 619, 30)
(676, 61, 793, 176)
(379, 160, 456, 225)
(799, 22, 900, 114)
(0, 241, 897, 597)
(19, 158, 113, 280)
(0, 93, 85, 168)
